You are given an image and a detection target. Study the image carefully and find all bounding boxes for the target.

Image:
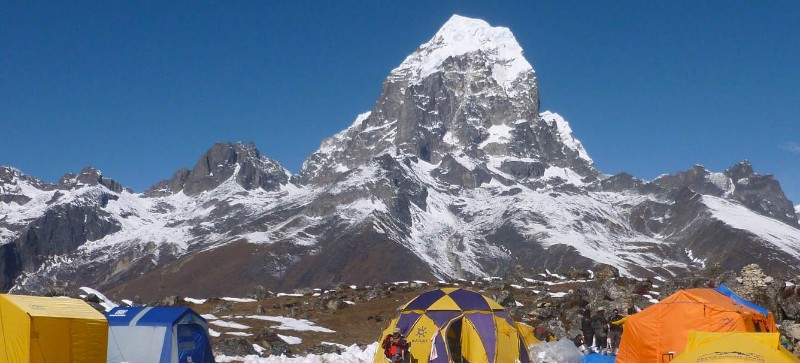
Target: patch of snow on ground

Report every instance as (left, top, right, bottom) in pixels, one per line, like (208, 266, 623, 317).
(238, 315, 335, 333)
(278, 334, 302, 345)
(202, 314, 219, 320)
(253, 344, 265, 355)
(322, 342, 349, 349)
(222, 297, 258, 303)
(209, 328, 221, 337)
(215, 343, 377, 363)
(226, 332, 253, 337)
(185, 297, 208, 304)
(210, 320, 252, 330)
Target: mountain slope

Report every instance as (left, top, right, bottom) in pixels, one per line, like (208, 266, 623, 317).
(1, 15, 799, 300)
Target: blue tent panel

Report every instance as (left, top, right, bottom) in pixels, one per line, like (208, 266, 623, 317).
(580, 353, 617, 363)
(137, 307, 193, 325)
(714, 284, 769, 316)
(177, 323, 214, 363)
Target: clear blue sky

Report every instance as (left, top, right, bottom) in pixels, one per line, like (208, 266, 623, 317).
(2, 1, 799, 203)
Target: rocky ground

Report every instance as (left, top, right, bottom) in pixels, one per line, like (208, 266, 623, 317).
(76, 263, 800, 360)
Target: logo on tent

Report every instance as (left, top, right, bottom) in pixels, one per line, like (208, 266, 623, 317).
(697, 351, 764, 362)
(110, 309, 128, 316)
(416, 326, 427, 338)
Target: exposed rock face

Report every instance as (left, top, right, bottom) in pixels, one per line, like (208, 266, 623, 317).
(724, 161, 798, 226)
(0, 168, 123, 290)
(2, 15, 800, 298)
(299, 16, 594, 188)
(145, 142, 289, 196)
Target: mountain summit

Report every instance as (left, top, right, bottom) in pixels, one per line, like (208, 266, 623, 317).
(302, 15, 593, 187)
(391, 15, 533, 96)
(1, 16, 799, 299)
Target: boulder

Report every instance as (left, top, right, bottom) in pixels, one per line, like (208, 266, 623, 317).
(254, 328, 291, 356)
(214, 338, 258, 357)
(593, 264, 619, 280)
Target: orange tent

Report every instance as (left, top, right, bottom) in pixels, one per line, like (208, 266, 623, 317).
(616, 288, 777, 363)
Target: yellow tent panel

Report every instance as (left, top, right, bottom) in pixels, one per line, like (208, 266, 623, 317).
(0, 294, 108, 363)
(426, 295, 462, 311)
(672, 331, 800, 363)
(515, 321, 542, 348)
(460, 316, 489, 363)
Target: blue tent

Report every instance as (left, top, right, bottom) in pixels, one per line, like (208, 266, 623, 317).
(106, 306, 214, 363)
(715, 284, 769, 316)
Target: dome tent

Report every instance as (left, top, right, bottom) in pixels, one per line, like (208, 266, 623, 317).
(616, 288, 777, 363)
(373, 287, 532, 363)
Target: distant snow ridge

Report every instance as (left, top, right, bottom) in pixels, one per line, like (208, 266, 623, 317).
(391, 14, 533, 93)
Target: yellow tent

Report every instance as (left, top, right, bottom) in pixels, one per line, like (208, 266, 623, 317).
(671, 331, 800, 363)
(0, 294, 108, 363)
(373, 287, 533, 363)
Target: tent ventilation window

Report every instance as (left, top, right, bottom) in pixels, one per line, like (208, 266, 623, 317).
(178, 324, 197, 350)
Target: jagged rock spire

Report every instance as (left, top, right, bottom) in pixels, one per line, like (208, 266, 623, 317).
(301, 15, 594, 185)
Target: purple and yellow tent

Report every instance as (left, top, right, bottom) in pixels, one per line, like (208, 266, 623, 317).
(373, 287, 533, 363)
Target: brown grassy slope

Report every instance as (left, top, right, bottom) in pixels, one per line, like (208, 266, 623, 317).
(184, 282, 565, 355)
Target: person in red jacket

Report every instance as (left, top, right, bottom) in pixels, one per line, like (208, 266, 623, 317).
(382, 327, 410, 362)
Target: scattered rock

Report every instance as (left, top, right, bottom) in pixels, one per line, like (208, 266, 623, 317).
(593, 264, 619, 280)
(85, 293, 101, 304)
(254, 328, 291, 356)
(305, 343, 343, 355)
(214, 338, 258, 357)
(326, 299, 342, 311)
(211, 301, 232, 314)
(248, 285, 273, 300)
(492, 290, 516, 308)
(158, 295, 180, 307)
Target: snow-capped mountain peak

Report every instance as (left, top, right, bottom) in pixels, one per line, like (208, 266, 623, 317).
(391, 14, 532, 93)
(3, 15, 799, 299)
